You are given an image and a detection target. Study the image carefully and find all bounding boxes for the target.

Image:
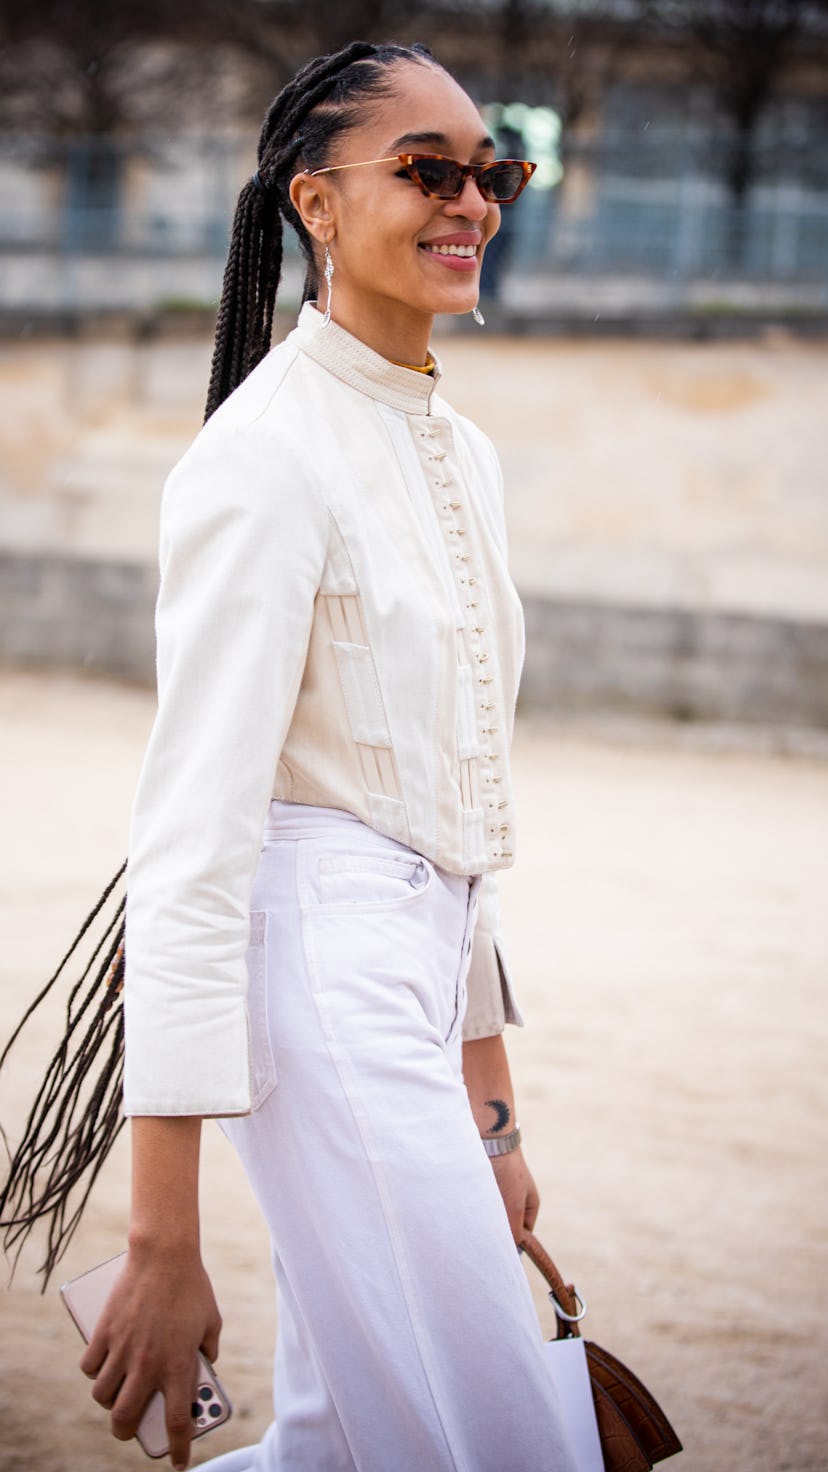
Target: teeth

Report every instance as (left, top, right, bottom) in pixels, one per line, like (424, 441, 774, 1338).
(424, 243, 477, 257)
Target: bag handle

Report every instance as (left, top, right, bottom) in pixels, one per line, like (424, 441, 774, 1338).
(522, 1233, 684, 1467)
(521, 1231, 587, 1340)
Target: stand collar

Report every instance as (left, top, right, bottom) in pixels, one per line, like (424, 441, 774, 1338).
(294, 302, 441, 415)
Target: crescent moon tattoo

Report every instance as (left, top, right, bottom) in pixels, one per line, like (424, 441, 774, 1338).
(484, 1098, 511, 1133)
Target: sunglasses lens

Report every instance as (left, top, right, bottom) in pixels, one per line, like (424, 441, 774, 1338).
(480, 162, 529, 202)
(410, 158, 464, 198)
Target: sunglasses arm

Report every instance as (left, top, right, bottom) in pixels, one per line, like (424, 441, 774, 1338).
(307, 156, 401, 179)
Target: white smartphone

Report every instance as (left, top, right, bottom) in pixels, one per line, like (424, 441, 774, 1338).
(60, 1251, 232, 1459)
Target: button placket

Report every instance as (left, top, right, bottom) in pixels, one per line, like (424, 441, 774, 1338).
(412, 415, 514, 864)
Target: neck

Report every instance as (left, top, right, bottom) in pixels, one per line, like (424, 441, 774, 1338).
(325, 288, 433, 368)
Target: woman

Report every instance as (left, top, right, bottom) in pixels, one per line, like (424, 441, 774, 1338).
(82, 39, 576, 1472)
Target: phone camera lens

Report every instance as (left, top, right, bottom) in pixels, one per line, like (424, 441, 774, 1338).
(191, 1402, 201, 1419)
(199, 1386, 213, 1402)
(209, 1403, 223, 1418)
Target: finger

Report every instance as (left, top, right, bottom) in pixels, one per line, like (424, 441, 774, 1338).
(165, 1386, 197, 1471)
(80, 1337, 106, 1379)
(112, 1409, 139, 1444)
(90, 1361, 127, 1412)
(108, 1370, 154, 1441)
(523, 1187, 540, 1234)
(508, 1199, 524, 1245)
(201, 1319, 221, 1366)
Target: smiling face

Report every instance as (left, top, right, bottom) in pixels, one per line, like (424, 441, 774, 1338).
(290, 61, 501, 362)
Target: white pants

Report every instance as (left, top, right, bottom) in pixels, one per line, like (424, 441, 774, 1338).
(201, 802, 576, 1472)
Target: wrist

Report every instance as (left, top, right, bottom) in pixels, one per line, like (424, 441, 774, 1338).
(481, 1123, 522, 1157)
(127, 1221, 201, 1259)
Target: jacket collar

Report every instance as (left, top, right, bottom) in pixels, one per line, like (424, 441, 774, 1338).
(295, 302, 441, 416)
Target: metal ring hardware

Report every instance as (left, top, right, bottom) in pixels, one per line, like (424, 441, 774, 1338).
(549, 1287, 587, 1323)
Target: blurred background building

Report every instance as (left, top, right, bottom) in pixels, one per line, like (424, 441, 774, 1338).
(1, 1, 827, 728)
(1, 0, 827, 324)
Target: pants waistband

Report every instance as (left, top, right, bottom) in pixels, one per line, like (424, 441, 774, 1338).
(262, 803, 477, 895)
(264, 800, 399, 846)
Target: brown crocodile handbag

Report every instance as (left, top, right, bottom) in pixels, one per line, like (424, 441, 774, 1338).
(522, 1233, 682, 1471)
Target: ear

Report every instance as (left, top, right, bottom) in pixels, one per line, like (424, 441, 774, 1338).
(289, 173, 336, 245)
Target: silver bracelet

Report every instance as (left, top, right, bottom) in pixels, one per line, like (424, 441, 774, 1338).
(481, 1124, 522, 1157)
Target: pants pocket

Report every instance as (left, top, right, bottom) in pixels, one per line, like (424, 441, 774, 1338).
(247, 910, 278, 1110)
(311, 851, 432, 910)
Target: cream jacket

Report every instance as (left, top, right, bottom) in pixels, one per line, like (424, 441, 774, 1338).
(124, 304, 525, 1117)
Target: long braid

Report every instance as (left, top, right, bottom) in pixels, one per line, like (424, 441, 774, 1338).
(204, 39, 439, 420)
(0, 866, 127, 1286)
(204, 41, 381, 419)
(1, 38, 441, 1288)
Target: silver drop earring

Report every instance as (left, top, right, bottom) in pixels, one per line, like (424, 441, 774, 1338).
(472, 304, 485, 326)
(322, 244, 334, 327)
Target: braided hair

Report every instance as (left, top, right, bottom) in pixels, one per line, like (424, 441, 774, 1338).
(204, 39, 441, 420)
(0, 38, 443, 1287)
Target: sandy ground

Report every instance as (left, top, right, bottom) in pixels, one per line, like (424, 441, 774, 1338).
(0, 670, 827, 1472)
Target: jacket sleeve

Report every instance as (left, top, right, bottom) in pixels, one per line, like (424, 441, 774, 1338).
(462, 873, 525, 1040)
(124, 416, 329, 1117)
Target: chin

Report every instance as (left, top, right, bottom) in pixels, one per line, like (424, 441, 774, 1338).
(439, 299, 480, 318)
(412, 268, 481, 320)
(426, 287, 481, 318)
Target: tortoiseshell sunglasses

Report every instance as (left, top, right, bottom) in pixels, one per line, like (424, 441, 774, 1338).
(310, 154, 537, 204)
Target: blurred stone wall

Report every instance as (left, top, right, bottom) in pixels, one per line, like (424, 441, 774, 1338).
(1, 326, 826, 727)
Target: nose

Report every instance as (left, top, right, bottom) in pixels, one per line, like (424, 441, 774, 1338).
(443, 174, 490, 222)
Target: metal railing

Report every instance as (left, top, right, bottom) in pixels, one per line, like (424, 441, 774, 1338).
(1, 126, 825, 313)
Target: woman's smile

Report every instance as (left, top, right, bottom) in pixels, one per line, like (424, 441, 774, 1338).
(419, 231, 481, 270)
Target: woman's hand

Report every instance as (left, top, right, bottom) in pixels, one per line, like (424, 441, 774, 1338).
(80, 1239, 221, 1471)
(489, 1148, 540, 1245)
(81, 1114, 217, 1469)
(462, 1032, 542, 1245)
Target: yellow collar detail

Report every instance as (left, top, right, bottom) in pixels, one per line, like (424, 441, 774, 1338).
(391, 354, 435, 375)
